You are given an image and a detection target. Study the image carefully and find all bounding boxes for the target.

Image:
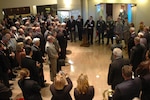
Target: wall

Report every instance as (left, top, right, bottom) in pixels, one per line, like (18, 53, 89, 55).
(0, 0, 57, 20)
(135, 0, 150, 32)
(88, 0, 136, 20)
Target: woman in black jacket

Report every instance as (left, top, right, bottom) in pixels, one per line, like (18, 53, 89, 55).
(74, 73, 94, 100)
(18, 68, 42, 100)
(50, 71, 73, 100)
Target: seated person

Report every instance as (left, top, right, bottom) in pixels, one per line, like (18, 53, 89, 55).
(50, 71, 73, 100)
(0, 82, 12, 100)
(18, 68, 42, 100)
(74, 73, 94, 100)
(113, 65, 141, 100)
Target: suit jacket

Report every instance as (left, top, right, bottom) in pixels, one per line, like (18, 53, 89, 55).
(113, 77, 141, 100)
(0, 82, 12, 100)
(18, 78, 42, 100)
(21, 56, 39, 82)
(107, 58, 130, 90)
(141, 73, 150, 100)
(76, 18, 83, 29)
(84, 20, 95, 31)
(46, 42, 58, 60)
(130, 43, 146, 72)
(66, 19, 76, 32)
(0, 51, 10, 73)
(31, 45, 44, 63)
(96, 20, 106, 32)
(74, 86, 94, 100)
(50, 77, 73, 100)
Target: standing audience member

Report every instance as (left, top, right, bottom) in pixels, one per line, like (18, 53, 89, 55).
(66, 16, 76, 42)
(0, 82, 12, 100)
(107, 48, 130, 90)
(138, 32, 147, 48)
(45, 36, 58, 82)
(96, 16, 106, 45)
(16, 42, 26, 68)
(76, 15, 83, 41)
(21, 46, 40, 83)
(50, 71, 73, 100)
(123, 18, 130, 49)
(18, 68, 42, 100)
(136, 50, 150, 77)
(113, 65, 141, 100)
(114, 17, 123, 41)
(140, 73, 150, 100)
(84, 16, 95, 45)
(130, 37, 146, 76)
(128, 27, 136, 58)
(106, 16, 115, 45)
(74, 74, 94, 100)
(0, 42, 11, 88)
(32, 38, 46, 87)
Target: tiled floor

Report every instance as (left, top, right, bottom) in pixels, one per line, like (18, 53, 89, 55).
(11, 40, 128, 100)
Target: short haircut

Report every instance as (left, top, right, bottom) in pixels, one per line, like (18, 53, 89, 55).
(130, 27, 135, 32)
(113, 48, 122, 58)
(24, 46, 32, 55)
(122, 65, 132, 78)
(134, 36, 140, 43)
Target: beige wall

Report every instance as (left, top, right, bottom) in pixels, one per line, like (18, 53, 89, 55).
(135, 0, 150, 31)
(0, 0, 57, 8)
(0, 0, 57, 20)
(57, 0, 81, 10)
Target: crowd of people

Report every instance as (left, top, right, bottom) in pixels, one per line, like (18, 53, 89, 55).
(0, 12, 150, 100)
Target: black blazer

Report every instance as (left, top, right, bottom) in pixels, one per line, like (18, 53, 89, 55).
(21, 57, 39, 82)
(66, 19, 76, 32)
(76, 18, 83, 28)
(141, 73, 150, 100)
(84, 20, 95, 31)
(31, 45, 44, 64)
(113, 77, 141, 100)
(74, 86, 94, 100)
(50, 77, 73, 100)
(107, 58, 130, 90)
(18, 78, 42, 100)
(0, 82, 12, 100)
(130, 44, 146, 72)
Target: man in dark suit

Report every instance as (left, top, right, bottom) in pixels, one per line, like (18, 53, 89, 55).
(21, 46, 40, 83)
(0, 42, 11, 88)
(84, 16, 95, 45)
(141, 73, 150, 100)
(0, 82, 12, 100)
(96, 16, 106, 44)
(107, 48, 130, 90)
(130, 36, 146, 75)
(66, 16, 76, 42)
(128, 27, 136, 58)
(31, 38, 45, 87)
(113, 65, 141, 100)
(106, 16, 114, 45)
(76, 15, 83, 41)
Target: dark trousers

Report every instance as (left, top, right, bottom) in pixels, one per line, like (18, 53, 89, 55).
(78, 28, 83, 41)
(106, 31, 114, 45)
(98, 31, 104, 44)
(88, 29, 93, 44)
(2, 72, 9, 88)
(39, 64, 45, 87)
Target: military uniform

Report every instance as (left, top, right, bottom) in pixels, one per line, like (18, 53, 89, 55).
(106, 20, 115, 45)
(96, 19, 106, 44)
